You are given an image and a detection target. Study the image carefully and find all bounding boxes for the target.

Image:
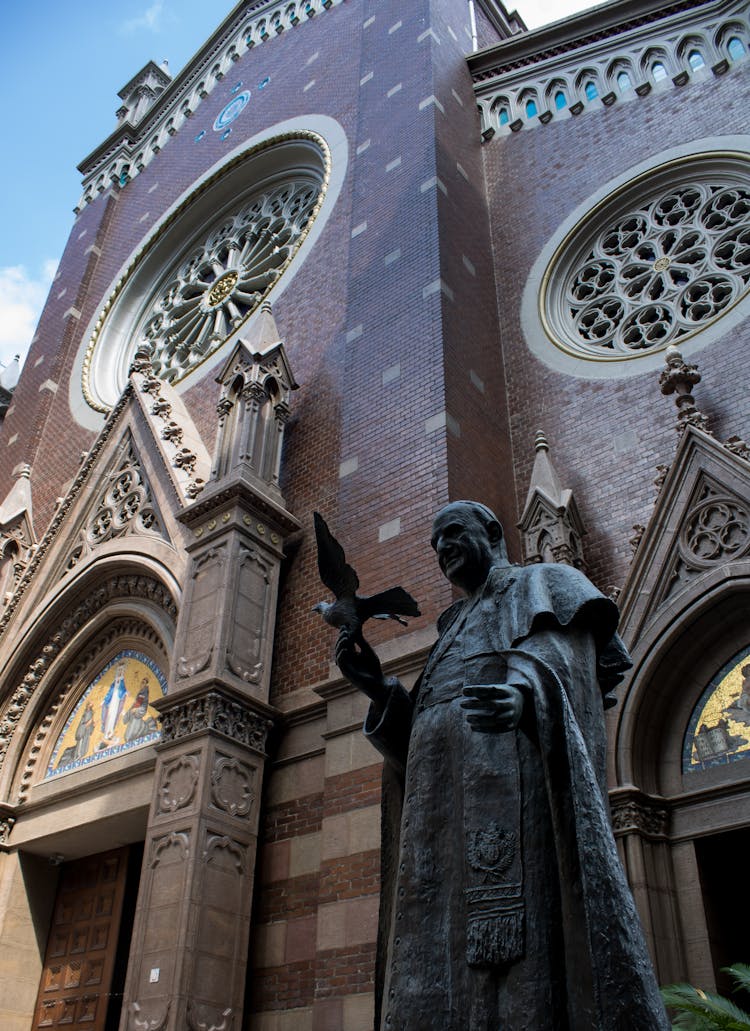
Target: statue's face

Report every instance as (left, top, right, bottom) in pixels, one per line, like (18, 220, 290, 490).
(431, 505, 498, 594)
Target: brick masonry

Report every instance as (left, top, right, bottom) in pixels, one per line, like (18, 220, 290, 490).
(3, 0, 750, 1024)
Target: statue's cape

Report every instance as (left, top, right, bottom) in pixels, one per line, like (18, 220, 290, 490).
(437, 562, 631, 702)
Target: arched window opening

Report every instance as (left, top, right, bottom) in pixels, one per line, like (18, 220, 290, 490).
(652, 61, 668, 81)
(584, 80, 598, 100)
(498, 107, 510, 126)
(688, 49, 705, 70)
(525, 99, 538, 118)
(617, 71, 632, 92)
(728, 36, 746, 60)
(554, 90, 567, 110)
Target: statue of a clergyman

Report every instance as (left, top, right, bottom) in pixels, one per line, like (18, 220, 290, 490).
(331, 501, 669, 1030)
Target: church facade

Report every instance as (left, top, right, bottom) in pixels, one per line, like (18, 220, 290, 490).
(1, 0, 750, 1027)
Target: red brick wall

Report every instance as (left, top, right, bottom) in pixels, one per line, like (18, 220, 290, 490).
(483, 68, 750, 592)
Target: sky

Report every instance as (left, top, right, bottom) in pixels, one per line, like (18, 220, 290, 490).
(0, 0, 602, 376)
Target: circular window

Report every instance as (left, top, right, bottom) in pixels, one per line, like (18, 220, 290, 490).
(82, 132, 330, 413)
(541, 153, 750, 361)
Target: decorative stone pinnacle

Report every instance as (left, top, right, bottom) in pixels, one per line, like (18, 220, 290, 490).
(658, 346, 710, 435)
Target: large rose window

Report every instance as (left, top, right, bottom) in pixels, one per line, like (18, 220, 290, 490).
(138, 180, 319, 383)
(542, 156, 750, 361)
(80, 132, 329, 412)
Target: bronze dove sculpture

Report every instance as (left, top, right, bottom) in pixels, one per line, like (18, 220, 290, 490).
(312, 512, 420, 637)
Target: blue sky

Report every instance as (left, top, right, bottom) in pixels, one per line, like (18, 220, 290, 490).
(0, 0, 600, 374)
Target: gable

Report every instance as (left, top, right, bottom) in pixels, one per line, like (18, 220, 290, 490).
(619, 425, 750, 644)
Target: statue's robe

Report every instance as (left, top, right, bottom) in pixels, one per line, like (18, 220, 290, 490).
(365, 563, 669, 1031)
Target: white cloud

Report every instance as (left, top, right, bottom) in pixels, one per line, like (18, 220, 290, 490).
(0, 260, 58, 372)
(119, 2, 165, 35)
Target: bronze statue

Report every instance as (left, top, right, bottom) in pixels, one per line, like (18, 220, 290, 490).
(331, 501, 669, 1030)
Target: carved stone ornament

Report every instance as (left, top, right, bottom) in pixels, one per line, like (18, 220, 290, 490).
(186, 1001, 232, 1031)
(131, 1001, 171, 1031)
(225, 545, 270, 684)
(62, 434, 165, 574)
(210, 755, 255, 818)
(159, 691, 272, 753)
(158, 753, 200, 814)
(0, 576, 175, 776)
(204, 834, 246, 874)
(610, 797, 669, 838)
(660, 479, 750, 600)
(659, 346, 711, 435)
(150, 830, 190, 868)
(0, 815, 16, 843)
(178, 546, 225, 679)
(0, 387, 135, 635)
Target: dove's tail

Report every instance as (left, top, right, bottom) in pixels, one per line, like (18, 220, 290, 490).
(361, 587, 421, 622)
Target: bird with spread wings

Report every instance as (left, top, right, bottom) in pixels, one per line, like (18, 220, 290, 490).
(312, 512, 420, 638)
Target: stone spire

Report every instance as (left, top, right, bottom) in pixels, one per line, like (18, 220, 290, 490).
(518, 431, 586, 568)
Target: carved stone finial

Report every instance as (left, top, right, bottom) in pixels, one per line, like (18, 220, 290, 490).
(534, 430, 549, 453)
(630, 524, 645, 552)
(659, 346, 710, 435)
(129, 340, 156, 376)
(724, 435, 750, 461)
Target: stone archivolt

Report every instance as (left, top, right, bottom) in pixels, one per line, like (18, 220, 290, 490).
(0, 576, 175, 781)
(14, 618, 165, 804)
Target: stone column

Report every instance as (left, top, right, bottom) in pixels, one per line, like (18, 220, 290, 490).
(120, 324, 300, 1031)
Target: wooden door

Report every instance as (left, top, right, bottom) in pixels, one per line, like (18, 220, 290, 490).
(31, 847, 129, 1031)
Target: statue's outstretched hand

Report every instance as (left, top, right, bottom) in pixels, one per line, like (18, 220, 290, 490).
(460, 683, 524, 733)
(335, 626, 391, 707)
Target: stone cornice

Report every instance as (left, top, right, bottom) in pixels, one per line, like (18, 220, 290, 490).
(470, 0, 748, 136)
(469, 0, 716, 80)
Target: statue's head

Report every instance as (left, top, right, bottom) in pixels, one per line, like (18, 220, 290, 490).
(430, 501, 508, 594)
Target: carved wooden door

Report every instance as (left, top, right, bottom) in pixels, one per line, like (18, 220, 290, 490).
(31, 847, 129, 1031)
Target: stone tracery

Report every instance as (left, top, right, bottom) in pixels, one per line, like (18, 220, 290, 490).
(140, 179, 319, 384)
(548, 177, 750, 359)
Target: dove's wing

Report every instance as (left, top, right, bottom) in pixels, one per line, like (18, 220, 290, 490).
(314, 512, 360, 598)
(360, 586, 421, 620)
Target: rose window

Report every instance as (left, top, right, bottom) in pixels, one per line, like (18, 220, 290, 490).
(80, 132, 330, 413)
(138, 179, 319, 383)
(542, 162, 750, 361)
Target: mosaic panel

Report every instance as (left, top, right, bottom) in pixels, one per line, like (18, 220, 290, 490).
(46, 650, 167, 778)
(683, 646, 750, 772)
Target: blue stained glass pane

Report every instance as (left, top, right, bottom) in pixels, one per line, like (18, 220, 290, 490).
(526, 99, 538, 117)
(554, 91, 567, 109)
(652, 61, 668, 81)
(729, 37, 746, 60)
(194, 130, 206, 143)
(221, 128, 232, 140)
(688, 50, 705, 70)
(617, 71, 632, 92)
(585, 80, 598, 100)
(498, 108, 509, 125)
(232, 81, 244, 94)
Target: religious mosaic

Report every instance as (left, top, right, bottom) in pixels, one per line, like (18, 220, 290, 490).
(46, 650, 167, 778)
(683, 646, 750, 772)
